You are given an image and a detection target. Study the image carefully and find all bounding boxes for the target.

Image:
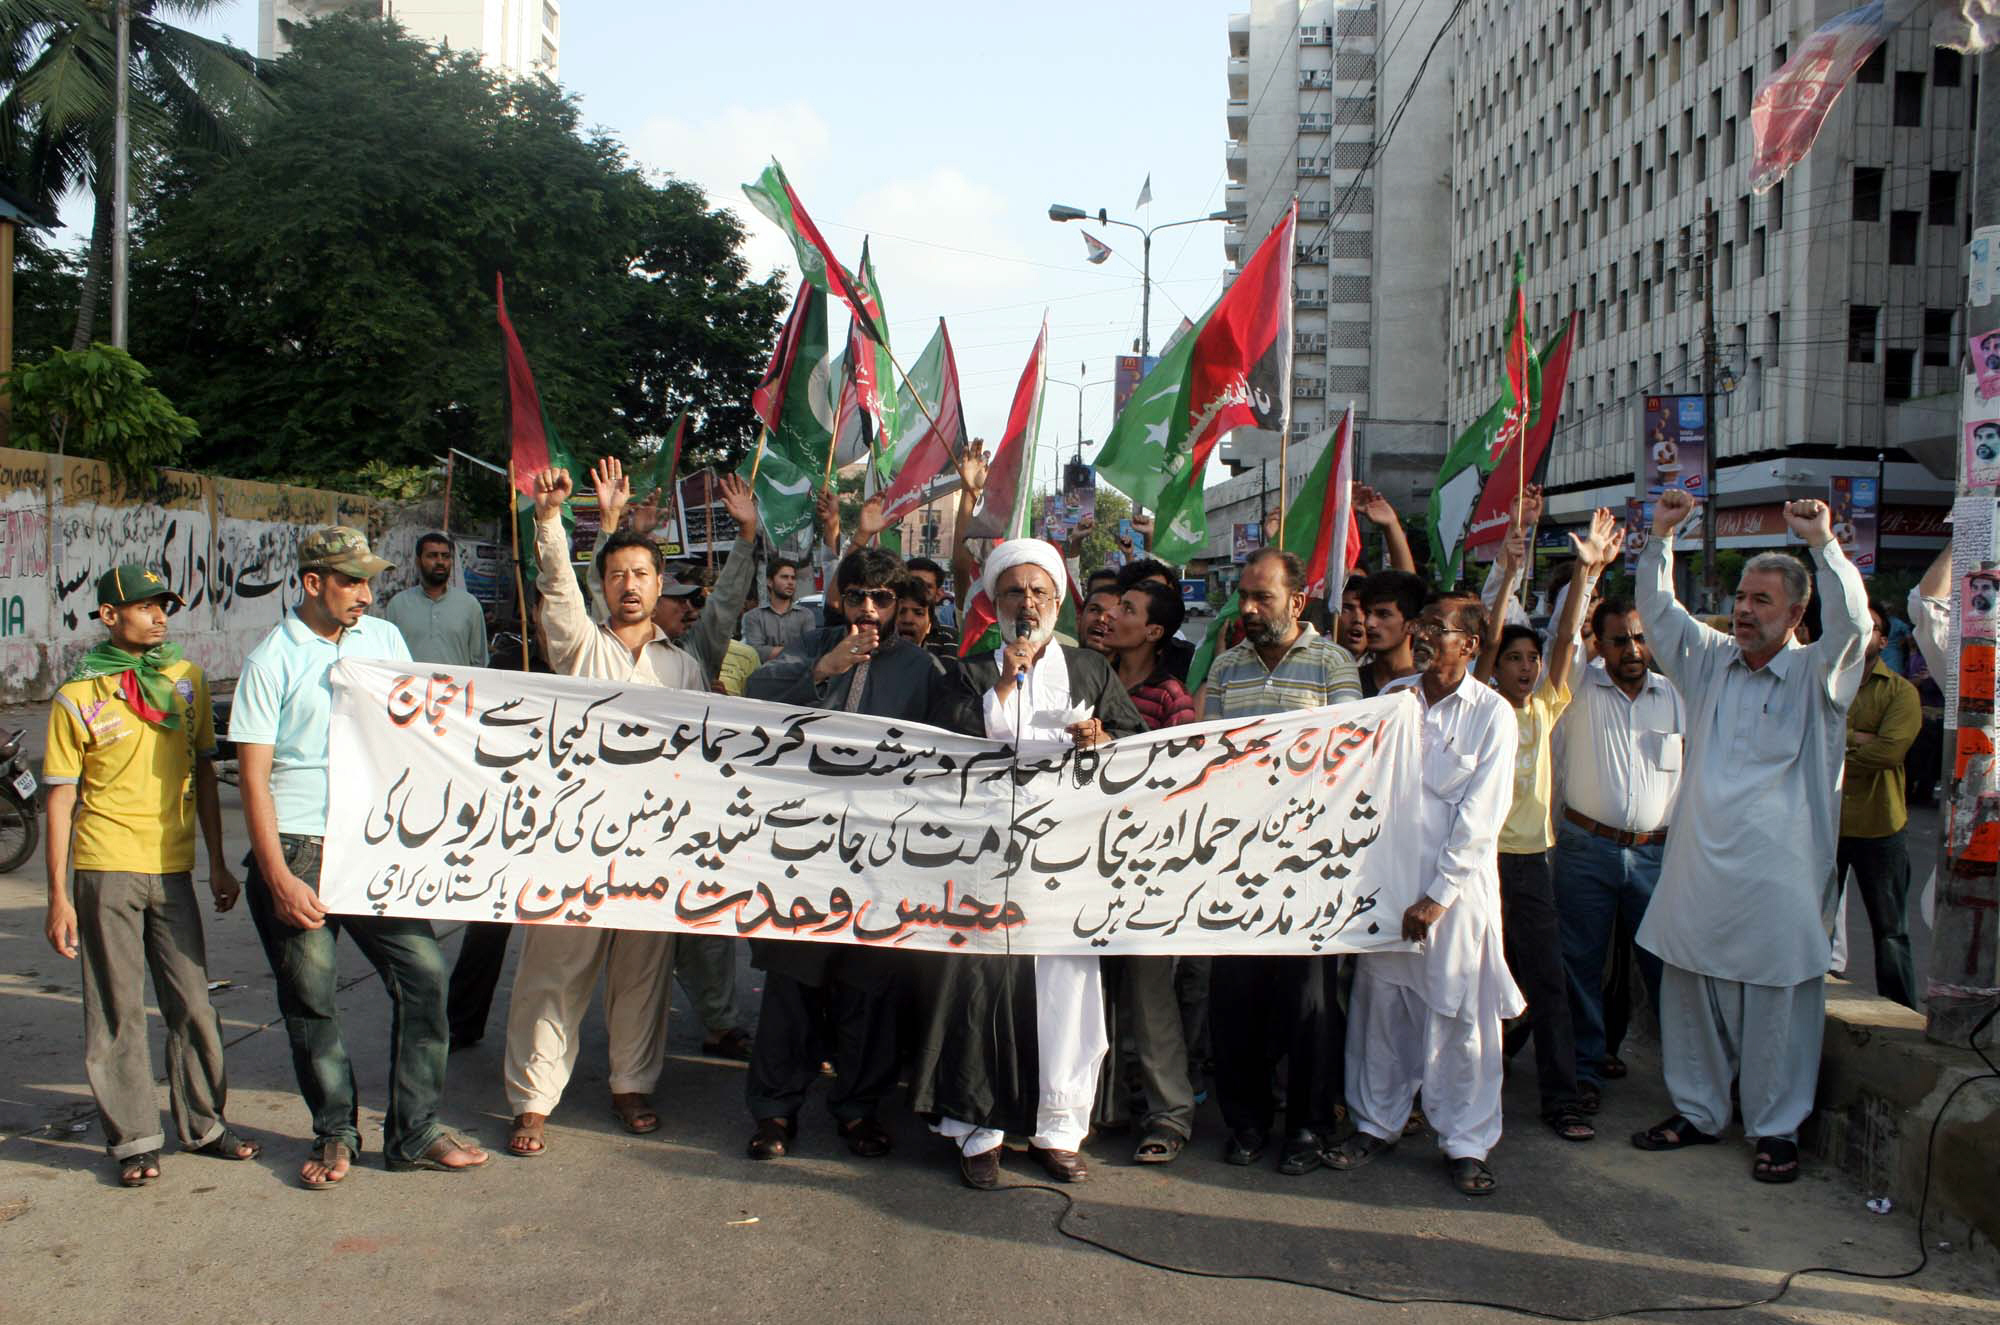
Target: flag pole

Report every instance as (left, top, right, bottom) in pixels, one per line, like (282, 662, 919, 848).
(704, 466, 717, 577)
(1276, 197, 1300, 538)
(506, 460, 531, 672)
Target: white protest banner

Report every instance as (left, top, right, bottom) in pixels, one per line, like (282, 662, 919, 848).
(321, 659, 1424, 956)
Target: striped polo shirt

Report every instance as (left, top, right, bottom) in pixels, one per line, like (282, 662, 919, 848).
(1201, 622, 1362, 719)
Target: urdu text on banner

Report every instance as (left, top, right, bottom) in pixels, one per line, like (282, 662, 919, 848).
(321, 660, 1425, 957)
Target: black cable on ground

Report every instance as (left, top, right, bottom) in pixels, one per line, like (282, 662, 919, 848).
(997, 1005, 1998, 1321)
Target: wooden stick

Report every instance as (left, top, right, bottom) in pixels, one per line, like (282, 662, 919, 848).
(440, 452, 454, 534)
(704, 466, 717, 576)
(506, 460, 530, 672)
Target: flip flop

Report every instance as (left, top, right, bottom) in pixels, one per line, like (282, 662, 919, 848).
(387, 1133, 488, 1173)
(191, 1127, 261, 1161)
(1752, 1138, 1800, 1184)
(1631, 1113, 1720, 1151)
(118, 1151, 161, 1188)
(299, 1139, 352, 1190)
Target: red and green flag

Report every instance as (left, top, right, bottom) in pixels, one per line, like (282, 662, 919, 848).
(1093, 203, 1296, 564)
(877, 319, 966, 524)
(744, 284, 834, 550)
(1463, 310, 1580, 554)
(1185, 405, 1359, 691)
(497, 273, 579, 585)
(1427, 255, 1540, 586)
(956, 320, 1052, 656)
(743, 159, 884, 343)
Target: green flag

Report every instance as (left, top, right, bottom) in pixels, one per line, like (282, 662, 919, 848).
(1092, 321, 1204, 537)
(737, 438, 818, 554)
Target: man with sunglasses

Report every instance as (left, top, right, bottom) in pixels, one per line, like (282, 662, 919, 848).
(740, 548, 980, 1162)
(1549, 595, 1686, 1104)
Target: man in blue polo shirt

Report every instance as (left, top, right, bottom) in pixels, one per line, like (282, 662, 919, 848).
(232, 527, 487, 1189)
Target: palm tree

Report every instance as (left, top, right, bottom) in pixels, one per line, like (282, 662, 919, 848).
(0, 0, 274, 348)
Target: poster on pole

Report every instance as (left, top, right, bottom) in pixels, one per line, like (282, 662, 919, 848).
(1232, 522, 1264, 563)
(319, 661, 1427, 957)
(1113, 354, 1159, 415)
(1641, 395, 1709, 503)
(1063, 459, 1097, 526)
(1828, 475, 1879, 575)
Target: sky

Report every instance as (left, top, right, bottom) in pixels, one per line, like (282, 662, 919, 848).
(160, 0, 1237, 495)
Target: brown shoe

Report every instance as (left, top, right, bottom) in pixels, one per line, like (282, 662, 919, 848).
(1031, 1145, 1089, 1183)
(747, 1117, 793, 1161)
(958, 1147, 1001, 1190)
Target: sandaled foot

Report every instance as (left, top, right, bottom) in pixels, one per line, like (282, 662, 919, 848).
(1448, 1155, 1497, 1195)
(1326, 1132, 1395, 1171)
(1545, 1106, 1596, 1142)
(610, 1092, 660, 1135)
(1578, 1082, 1602, 1114)
(1752, 1137, 1800, 1184)
(1133, 1128, 1185, 1165)
(300, 1139, 352, 1189)
(508, 1113, 547, 1158)
(838, 1115, 892, 1158)
(748, 1117, 794, 1160)
(387, 1133, 488, 1173)
(191, 1127, 261, 1161)
(1599, 1055, 1628, 1080)
(702, 1028, 753, 1062)
(1401, 1106, 1430, 1137)
(1278, 1128, 1325, 1175)
(119, 1151, 161, 1187)
(1631, 1113, 1720, 1151)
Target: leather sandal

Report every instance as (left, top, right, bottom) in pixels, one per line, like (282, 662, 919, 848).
(747, 1117, 793, 1161)
(508, 1113, 547, 1158)
(837, 1116, 892, 1158)
(610, 1093, 660, 1135)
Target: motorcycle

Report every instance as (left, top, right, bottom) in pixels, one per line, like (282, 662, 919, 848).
(0, 727, 41, 873)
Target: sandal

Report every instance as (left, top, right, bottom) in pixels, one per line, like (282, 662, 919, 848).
(838, 1116, 893, 1158)
(299, 1138, 352, 1190)
(1325, 1132, 1395, 1171)
(702, 1028, 753, 1062)
(1630, 1114, 1720, 1151)
(1599, 1055, 1629, 1080)
(1578, 1082, 1602, 1115)
(610, 1093, 660, 1135)
(1401, 1105, 1430, 1137)
(1132, 1128, 1185, 1165)
(508, 1113, 547, 1158)
(387, 1132, 488, 1173)
(119, 1151, 162, 1187)
(1752, 1137, 1800, 1184)
(191, 1127, 261, 1162)
(1545, 1106, 1596, 1143)
(1448, 1155, 1497, 1195)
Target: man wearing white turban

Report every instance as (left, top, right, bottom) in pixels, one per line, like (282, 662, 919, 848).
(909, 538, 1145, 1190)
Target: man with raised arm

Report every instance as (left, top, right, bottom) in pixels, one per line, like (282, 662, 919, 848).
(1629, 491, 1867, 1185)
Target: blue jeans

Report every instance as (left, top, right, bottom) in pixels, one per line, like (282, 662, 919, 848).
(1552, 823, 1664, 1088)
(244, 835, 451, 1163)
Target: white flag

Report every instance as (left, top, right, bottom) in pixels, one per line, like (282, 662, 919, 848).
(1135, 173, 1152, 209)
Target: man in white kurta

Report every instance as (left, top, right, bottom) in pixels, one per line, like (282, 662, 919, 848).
(1631, 493, 1866, 1182)
(1333, 592, 1524, 1195)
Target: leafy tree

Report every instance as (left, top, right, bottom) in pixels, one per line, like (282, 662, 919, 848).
(129, 17, 782, 485)
(4, 341, 198, 480)
(0, 0, 273, 348)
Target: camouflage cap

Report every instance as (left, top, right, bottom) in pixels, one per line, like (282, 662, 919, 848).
(298, 526, 394, 579)
(96, 563, 185, 608)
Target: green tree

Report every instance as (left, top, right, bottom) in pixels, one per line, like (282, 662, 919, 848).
(129, 17, 782, 484)
(4, 341, 198, 480)
(0, 0, 274, 348)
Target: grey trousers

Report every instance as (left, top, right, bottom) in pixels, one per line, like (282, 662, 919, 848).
(1096, 956, 1197, 1139)
(674, 934, 743, 1036)
(74, 870, 229, 1160)
(1659, 963, 1826, 1142)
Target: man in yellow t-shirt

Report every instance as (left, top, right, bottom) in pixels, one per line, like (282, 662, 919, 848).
(42, 563, 257, 1187)
(1476, 503, 1623, 1144)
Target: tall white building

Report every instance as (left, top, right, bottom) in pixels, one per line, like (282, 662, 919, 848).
(260, 0, 560, 79)
(1448, 0, 1966, 567)
(1205, 0, 1454, 564)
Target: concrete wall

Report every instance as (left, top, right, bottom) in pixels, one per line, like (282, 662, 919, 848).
(0, 449, 440, 703)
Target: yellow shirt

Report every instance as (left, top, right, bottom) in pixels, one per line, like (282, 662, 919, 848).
(44, 660, 215, 872)
(1498, 673, 1572, 855)
(718, 638, 761, 697)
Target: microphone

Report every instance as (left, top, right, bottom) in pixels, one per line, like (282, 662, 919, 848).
(1011, 613, 1034, 685)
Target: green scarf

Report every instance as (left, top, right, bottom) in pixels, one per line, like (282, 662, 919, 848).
(67, 641, 186, 729)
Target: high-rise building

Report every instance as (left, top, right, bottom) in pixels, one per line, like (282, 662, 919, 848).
(1196, 0, 1453, 575)
(260, 0, 561, 79)
(1448, 1, 1963, 573)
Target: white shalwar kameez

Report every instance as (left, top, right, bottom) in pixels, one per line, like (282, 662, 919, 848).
(933, 644, 1108, 1157)
(1347, 671, 1524, 1161)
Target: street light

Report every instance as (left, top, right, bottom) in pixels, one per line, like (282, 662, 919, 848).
(1046, 362, 1112, 460)
(1049, 202, 1232, 357)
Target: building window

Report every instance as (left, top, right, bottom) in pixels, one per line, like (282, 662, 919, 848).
(1853, 166, 1883, 222)
(1929, 171, 1959, 225)
(1848, 306, 1878, 363)
(1934, 48, 1963, 87)
(1751, 225, 1766, 278)
(1889, 211, 1920, 264)
(1884, 348, 1916, 401)
(1857, 46, 1886, 83)
(1893, 72, 1925, 126)
(1769, 179, 1784, 230)
(1923, 309, 1956, 367)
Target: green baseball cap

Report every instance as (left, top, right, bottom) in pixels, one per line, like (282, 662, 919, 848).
(298, 526, 393, 579)
(96, 564, 185, 608)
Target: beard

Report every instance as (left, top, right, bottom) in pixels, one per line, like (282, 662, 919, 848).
(999, 610, 1056, 649)
(1243, 613, 1292, 648)
(420, 566, 450, 588)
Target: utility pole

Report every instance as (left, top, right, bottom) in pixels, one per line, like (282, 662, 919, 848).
(110, 0, 130, 349)
(1929, 53, 2000, 1049)
(1700, 197, 1719, 613)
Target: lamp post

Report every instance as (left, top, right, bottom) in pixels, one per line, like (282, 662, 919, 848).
(1048, 203, 1231, 358)
(110, 0, 131, 349)
(1045, 363, 1113, 461)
